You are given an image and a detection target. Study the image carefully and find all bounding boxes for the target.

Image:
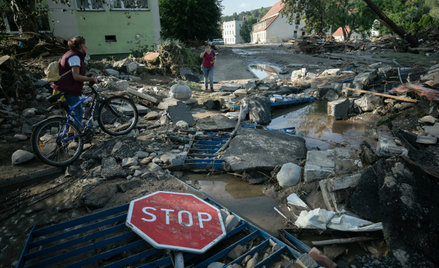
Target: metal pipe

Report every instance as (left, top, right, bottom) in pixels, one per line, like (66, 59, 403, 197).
(174, 251, 184, 268)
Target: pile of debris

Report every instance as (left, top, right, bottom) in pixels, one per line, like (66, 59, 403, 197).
(294, 33, 439, 55)
(142, 42, 201, 76)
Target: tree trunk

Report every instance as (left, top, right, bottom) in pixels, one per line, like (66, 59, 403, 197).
(10, 0, 39, 34)
(362, 0, 419, 47)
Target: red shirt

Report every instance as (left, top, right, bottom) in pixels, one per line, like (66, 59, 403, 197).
(202, 50, 216, 68)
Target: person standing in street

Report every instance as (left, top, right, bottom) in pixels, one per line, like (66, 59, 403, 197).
(200, 43, 216, 91)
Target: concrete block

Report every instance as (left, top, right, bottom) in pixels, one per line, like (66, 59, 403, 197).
(304, 150, 336, 182)
(327, 98, 350, 119)
(376, 135, 409, 156)
(424, 123, 439, 138)
(329, 173, 362, 191)
(294, 254, 318, 268)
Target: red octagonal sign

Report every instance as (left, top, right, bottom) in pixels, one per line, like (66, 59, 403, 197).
(126, 191, 226, 254)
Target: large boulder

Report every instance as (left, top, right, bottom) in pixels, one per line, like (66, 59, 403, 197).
(349, 157, 439, 265)
(277, 163, 302, 188)
(11, 149, 34, 165)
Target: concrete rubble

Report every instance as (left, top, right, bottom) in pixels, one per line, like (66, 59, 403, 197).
(2, 40, 439, 268)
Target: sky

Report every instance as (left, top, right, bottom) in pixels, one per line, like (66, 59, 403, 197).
(221, 0, 281, 16)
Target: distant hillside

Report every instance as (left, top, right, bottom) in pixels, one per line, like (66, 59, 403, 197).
(221, 7, 271, 22)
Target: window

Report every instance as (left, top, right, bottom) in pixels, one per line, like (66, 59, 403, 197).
(77, 0, 105, 10)
(111, 0, 149, 10)
(105, 35, 117, 42)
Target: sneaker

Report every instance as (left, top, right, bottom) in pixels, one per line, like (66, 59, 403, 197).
(205, 87, 208, 91)
(82, 128, 95, 143)
(210, 88, 214, 92)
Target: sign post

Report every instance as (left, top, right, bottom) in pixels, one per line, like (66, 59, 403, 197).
(126, 191, 226, 265)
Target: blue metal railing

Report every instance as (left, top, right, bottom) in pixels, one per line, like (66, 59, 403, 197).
(17, 197, 300, 268)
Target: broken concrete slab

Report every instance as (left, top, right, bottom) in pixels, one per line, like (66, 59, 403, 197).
(416, 136, 437, 145)
(167, 101, 195, 126)
(82, 137, 145, 160)
(247, 96, 272, 125)
(320, 173, 362, 211)
(224, 128, 307, 172)
(304, 150, 335, 182)
(376, 135, 408, 156)
(424, 123, 439, 138)
(350, 157, 439, 265)
(327, 98, 349, 119)
(196, 115, 237, 131)
(220, 83, 241, 92)
(354, 94, 381, 112)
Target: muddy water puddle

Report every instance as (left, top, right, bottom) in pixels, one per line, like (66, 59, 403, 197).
(185, 173, 286, 236)
(249, 64, 280, 79)
(268, 102, 376, 150)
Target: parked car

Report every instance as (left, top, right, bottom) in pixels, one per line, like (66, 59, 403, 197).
(212, 38, 224, 45)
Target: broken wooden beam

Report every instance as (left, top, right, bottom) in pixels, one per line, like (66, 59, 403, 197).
(344, 87, 419, 103)
(312, 236, 379, 246)
(126, 87, 158, 104)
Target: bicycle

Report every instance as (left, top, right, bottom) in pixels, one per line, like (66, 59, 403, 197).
(31, 83, 139, 167)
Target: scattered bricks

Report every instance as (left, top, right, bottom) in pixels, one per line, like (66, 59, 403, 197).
(308, 247, 337, 268)
(294, 254, 318, 268)
(327, 98, 350, 119)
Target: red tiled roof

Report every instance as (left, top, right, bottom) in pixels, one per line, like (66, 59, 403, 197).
(333, 26, 351, 36)
(252, 15, 279, 33)
(260, 0, 284, 21)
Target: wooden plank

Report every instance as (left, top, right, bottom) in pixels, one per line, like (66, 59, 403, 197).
(343, 87, 419, 103)
(126, 87, 158, 104)
(312, 237, 379, 246)
(0, 55, 10, 66)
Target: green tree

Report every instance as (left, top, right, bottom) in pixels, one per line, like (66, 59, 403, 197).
(240, 16, 257, 43)
(1, 0, 46, 33)
(159, 0, 223, 44)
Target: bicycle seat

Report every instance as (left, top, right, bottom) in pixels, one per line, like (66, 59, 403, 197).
(47, 92, 65, 103)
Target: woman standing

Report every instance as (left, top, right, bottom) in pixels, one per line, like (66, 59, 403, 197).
(51, 36, 98, 123)
(200, 43, 216, 91)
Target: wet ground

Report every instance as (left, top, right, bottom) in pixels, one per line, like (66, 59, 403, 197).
(184, 173, 286, 236)
(269, 102, 378, 150)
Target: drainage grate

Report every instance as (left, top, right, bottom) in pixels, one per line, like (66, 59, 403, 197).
(17, 198, 300, 268)
(183, 132, 230, 170)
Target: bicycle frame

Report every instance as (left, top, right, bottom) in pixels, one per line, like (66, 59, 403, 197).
(59, 88, 100, 142)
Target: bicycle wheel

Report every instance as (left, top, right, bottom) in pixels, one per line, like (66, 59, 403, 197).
(31, 118, 84, 167)
(98, 96, 138, 136)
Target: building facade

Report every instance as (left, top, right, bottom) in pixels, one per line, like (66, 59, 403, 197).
(2, 0, 161, 56)
(332, 26, 363, 41)
(251, 1, 307, 44)
(222, 19, 245, 44)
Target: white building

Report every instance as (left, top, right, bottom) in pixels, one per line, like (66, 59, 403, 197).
(251, 1, 307, 44)
(223, 19, 245, 44)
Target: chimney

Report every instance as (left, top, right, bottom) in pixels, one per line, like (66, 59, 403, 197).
(242, 17, 245, 21)
(233, 18, 235, 21)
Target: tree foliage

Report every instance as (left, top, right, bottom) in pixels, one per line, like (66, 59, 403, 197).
(280, 0, 439, 38)
(239, 16, 257, 43)
(221, 7, 270, 22)
(158, 0, 223, 44)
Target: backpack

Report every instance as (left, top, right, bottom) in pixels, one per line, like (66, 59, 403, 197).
(45, 60, 71, 82)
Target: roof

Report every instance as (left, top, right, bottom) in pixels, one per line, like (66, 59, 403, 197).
(252, 15, 279, 33)
(260, 0, 284, 21)
(333, 26, 351, 36)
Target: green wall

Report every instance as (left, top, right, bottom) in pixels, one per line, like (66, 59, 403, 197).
(74, 4, 157, 55)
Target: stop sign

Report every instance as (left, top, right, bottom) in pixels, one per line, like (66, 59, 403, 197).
(126, 191, 226, 254)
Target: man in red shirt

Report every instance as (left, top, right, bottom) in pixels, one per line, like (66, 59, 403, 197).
(200, 43, 216, 91)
